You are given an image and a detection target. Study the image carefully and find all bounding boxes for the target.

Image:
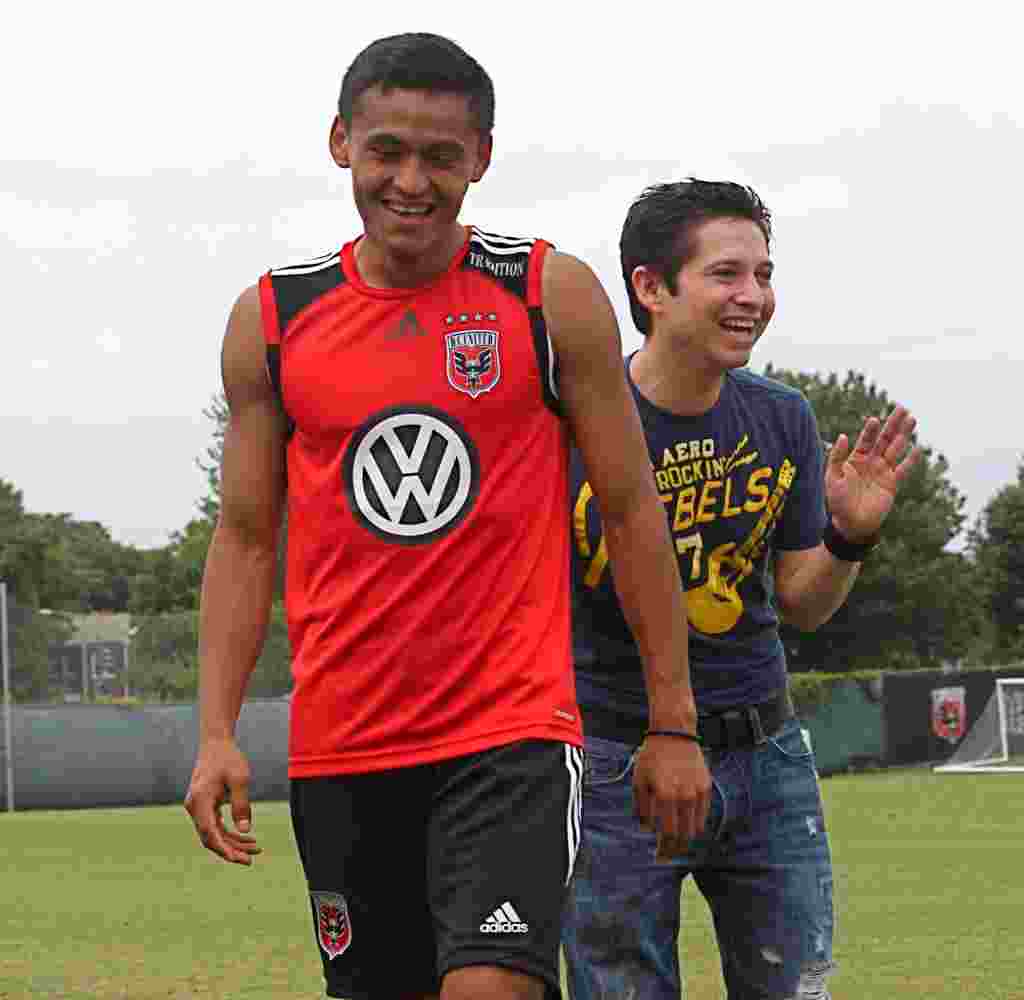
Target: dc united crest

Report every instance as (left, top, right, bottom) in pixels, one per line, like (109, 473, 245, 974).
(312, 891, 352, 960)
(931, 686, 966, 743)
(446, 330, 501, 398)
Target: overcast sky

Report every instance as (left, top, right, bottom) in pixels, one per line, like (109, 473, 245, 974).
(3, 1, 1018, 550)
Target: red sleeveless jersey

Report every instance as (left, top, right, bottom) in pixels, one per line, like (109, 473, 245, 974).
(258, 228, 582, 776)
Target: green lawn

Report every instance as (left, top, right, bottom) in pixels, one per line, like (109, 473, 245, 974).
(1, 769, 1022, 999)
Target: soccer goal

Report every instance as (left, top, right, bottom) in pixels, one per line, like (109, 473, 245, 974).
(934, 678, 1024, 773)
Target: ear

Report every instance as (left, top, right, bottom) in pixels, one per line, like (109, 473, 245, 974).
(470, 134, 493, 183)
(631, 265, 669, 313)
(329, 115, 351, 169)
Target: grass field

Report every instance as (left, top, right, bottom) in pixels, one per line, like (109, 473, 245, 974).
(2, 768, 1022, 999)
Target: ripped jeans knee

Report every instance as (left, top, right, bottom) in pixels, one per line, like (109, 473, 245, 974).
(794, 958, 836, 999)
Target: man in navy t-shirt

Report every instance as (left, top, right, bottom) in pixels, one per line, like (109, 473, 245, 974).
(563, 180, 921, 1000)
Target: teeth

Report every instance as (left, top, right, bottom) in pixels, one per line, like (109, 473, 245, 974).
(390, 205, 430, 216)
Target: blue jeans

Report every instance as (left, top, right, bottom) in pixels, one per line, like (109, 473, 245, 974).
(562, 718, 835, 999)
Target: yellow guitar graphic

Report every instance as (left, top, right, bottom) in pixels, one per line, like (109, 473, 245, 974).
(573, 482, 609, 587)
(685, 459, 796, 634)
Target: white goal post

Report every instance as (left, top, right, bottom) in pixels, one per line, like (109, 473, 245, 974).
(934, 678, 1024, 773)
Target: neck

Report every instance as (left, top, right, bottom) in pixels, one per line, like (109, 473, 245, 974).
(629, 335, 725, 416)
(356, 224, 467, 289)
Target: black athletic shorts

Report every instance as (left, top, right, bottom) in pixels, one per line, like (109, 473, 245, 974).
(290, 739, 584, 999)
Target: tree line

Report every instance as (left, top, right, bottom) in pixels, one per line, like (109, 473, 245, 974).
(2, 368, 1021, 702)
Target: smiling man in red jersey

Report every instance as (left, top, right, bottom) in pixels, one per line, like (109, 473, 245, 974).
(184, 34, 708, 1000)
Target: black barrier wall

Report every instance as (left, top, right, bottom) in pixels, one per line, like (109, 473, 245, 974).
(882, 667, 1024, 767)
(0, 700, 290, 811)
(6, 672, 1022, 810)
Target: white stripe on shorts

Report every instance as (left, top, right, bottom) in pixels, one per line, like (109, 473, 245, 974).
(564, 744, 584, 885)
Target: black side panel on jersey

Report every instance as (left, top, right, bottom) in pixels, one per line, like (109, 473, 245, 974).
(270, 256, 347, 335)
(461, 228, 532, 301)
(264, 345, 295, 439)
(529, 307, 561, 416)
(265, 255, 347, 437)
(463, 229, 560, 416)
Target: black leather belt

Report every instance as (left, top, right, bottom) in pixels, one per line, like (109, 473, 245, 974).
(698, 690, 794, 751)
(581, 689, 794, 750)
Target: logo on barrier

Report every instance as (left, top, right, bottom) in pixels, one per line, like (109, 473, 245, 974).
(931, 686, 966, 743)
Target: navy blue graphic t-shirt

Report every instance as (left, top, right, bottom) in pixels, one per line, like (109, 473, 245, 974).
(571, 359, 827, 723)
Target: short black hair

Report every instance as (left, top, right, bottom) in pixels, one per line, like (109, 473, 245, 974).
(621, 179, 773, 335)
(339, 33, 495, 134)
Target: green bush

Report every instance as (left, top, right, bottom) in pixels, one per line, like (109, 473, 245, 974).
(789, 660, 1024, 717)
(789, 670, 882, 715)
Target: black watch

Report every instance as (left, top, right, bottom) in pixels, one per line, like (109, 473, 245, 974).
(823, 519, 879, 562)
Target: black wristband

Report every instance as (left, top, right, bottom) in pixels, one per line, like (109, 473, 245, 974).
(645, 728, 702, 745)
(823, 519, 879, 562)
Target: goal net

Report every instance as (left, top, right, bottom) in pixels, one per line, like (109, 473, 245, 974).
(934, 678, 1024, 773)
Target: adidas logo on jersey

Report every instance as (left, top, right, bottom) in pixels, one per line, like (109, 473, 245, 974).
(479, 902, 529, 934)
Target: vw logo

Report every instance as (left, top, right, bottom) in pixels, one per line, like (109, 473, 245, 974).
(343, 406, 480, 543)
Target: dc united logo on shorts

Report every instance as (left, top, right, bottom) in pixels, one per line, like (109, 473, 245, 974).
(343, 406, 480, 544)
(446, 330, 501, 398)
(312, 891, 352, 960)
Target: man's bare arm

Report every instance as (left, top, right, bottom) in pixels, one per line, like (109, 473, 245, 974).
(543, 250, 709, 849)
(184, 284, 287, 864)
(544, 252, 693, 728)
(197, 285, 287, 740)
(775, 406, 920, 632)
(773, 545, 859, 632)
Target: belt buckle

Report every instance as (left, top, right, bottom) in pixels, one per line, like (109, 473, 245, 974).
(719, 709, 744, 750)
(747, 706, 767, 745)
